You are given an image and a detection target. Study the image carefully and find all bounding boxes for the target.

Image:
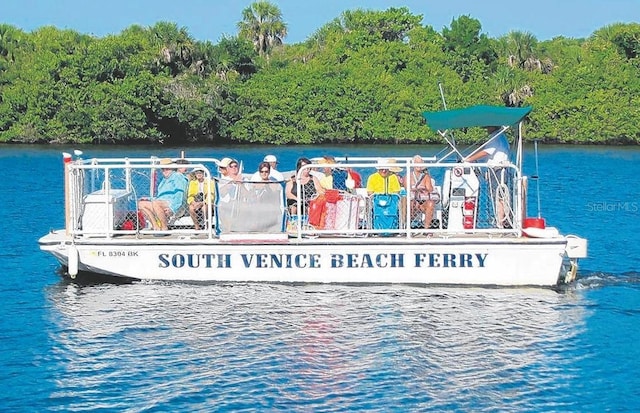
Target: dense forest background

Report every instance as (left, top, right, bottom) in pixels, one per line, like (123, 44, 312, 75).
(1, 2, 639, 145)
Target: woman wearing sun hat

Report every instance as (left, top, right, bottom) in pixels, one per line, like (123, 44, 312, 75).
(187, 166, 216, 230)
(366, 159, 402, 195)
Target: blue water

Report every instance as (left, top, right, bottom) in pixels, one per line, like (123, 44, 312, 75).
(1, 144, 639, 412)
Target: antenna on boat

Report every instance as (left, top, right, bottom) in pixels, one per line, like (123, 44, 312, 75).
(532, 140, 542, 218)
(438, 81, 448, 110)
(438, 81, 458, 155)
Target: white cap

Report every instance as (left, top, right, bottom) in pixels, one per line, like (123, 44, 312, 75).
(263, 155, 277, 163)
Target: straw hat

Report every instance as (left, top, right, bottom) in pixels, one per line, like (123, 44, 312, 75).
(376, 158, 402, 173)
(217, 157, 234, 168)
(388, 159, 402, 173)
(317, 157, 336, 165)
(159, 158, 173, 166)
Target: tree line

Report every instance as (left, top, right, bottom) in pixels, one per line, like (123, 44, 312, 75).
(1, 1, 639, 145)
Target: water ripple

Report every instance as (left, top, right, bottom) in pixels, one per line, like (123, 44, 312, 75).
(31, 283, 592, 411)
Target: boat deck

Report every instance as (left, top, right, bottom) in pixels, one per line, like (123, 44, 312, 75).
(41, 229, 567, 247)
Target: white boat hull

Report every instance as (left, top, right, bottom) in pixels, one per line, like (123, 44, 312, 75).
(40, 231, 570, 286)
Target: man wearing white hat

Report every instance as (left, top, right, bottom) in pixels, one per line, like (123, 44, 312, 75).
(263, 155, 284, 181)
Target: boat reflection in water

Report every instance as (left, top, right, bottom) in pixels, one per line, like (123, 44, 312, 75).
(45, 282, 588, 411)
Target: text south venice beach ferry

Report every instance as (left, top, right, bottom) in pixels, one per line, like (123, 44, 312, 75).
(155, 252, 489, 269)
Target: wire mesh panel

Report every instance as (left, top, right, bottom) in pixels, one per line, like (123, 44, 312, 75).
(216, 181, 286, 233)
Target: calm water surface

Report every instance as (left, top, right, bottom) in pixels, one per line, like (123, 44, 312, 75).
(1, 144, 639, 412)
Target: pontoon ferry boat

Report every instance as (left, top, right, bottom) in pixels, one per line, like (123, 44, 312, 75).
(39, 105, 587, 286)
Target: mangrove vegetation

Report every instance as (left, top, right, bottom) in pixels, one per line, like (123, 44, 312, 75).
(1, 2, 639, 145)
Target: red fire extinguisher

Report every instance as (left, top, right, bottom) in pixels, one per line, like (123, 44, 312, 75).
(463, 197, 476, 229)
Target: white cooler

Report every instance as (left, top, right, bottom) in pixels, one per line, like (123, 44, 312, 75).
(81, 189, 133, 233)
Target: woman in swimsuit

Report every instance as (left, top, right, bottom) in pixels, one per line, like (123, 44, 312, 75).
(409, 154, 437, 228)
(285, 157, 324, 216)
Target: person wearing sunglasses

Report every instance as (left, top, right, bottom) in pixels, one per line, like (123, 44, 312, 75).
(217, 157, 242, 182)
(366, 159, 402, 195)
(250, 161, 277, 182)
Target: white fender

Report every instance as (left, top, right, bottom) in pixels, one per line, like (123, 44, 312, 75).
(68, 245, 79, 278)
(522, 226, 560, 238)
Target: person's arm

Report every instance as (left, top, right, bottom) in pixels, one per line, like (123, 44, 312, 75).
(390, 175, 402, 193)
(464, 150, 488, 163)
(285, 180, 295, 200)
(366, 174, 379, 195)
(312, 176, 325, 195)
(419, 172, 434, 192)
(186, 180, 197, 204)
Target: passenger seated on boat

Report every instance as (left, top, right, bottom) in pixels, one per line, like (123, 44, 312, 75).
(285, 157, 324, 216)
(217, 158, 243, 182)
(138, 158, 188, 231)
(262, 154, 285, 181)
(216, 157, 245, 202)
(317, 156, 335, 189)
(317, 156, 350, 191)
(248, 162, 282, 206)
(366, 160, 402, 195)
(250, 161, 277, 182)
(409, 155, 439, 229)
(187, 167, 215, 230)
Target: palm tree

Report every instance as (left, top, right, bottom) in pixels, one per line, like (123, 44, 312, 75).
(237, 0, 287, 57)
(504, 31, 537, 69)
(150, 22, 195, 76)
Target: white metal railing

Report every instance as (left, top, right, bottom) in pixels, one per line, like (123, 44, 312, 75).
(64, 156, 522, 240)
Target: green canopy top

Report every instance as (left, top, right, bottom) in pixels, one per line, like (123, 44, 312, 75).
(422, 105, 532, 132)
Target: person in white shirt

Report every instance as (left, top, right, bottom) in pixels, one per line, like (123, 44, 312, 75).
(464, 126, 511, 228)
(262, 155, 284, 181)
(464, 126, 509, 164)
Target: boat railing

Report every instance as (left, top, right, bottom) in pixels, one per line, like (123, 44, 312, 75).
(288, 159, 522, 238)
(63, 157, 523, 240)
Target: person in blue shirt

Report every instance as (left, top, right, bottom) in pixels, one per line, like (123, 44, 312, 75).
(139, 159, 188, 231)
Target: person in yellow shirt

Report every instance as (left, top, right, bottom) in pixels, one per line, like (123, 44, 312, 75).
(366, 160, 402, 194)
(187, 167, 216, 230)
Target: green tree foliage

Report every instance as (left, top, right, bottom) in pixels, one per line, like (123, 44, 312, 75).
(0, 23, 256, 144)
(0, 9, 639, 145)
(442, 15, 498, 82)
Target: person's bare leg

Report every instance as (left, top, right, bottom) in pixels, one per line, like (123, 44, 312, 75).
(189, 202, 202, 230)
(423, 201, 434, 228)
(138, 200, 158, 229)
(152, 201, 170, 230)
